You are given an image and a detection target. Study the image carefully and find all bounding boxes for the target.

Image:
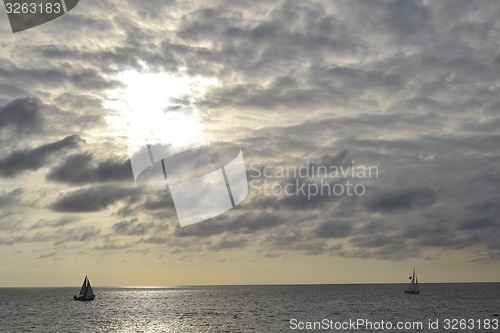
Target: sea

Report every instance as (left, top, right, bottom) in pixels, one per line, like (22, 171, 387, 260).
(0, 283, 499, 332)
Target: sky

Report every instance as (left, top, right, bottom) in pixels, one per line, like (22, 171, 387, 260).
(0, 0, 499, 287)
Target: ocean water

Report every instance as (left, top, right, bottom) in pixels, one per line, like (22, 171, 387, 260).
(0, 284, 499, 332)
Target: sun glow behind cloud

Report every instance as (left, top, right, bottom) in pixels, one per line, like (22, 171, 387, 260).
(105, 69, 218, 155)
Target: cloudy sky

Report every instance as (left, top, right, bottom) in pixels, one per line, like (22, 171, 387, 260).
(1, 0, 499, 287)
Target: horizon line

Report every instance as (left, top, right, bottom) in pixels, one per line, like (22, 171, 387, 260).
(1, 281, 499, 288)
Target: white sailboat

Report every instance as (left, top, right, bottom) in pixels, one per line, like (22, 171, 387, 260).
(404, 268, 420, 294)
(74, 275, 95, 301)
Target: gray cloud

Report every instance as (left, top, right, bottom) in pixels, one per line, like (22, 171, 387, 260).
(0, 225, 101, 247)
(366, 187, 437, 212)
(0, 63, 118, 92)
(138, 236, 169, 245)
(0, 97, 43, 133)
(459, 217, 497, 230)
(47, 152, 132, 184)
(0, 135, 84, 177)
(174, 211, 289, 238)
(467, 198, 500, 217)
(314, 220, 354, 239)
(210, 237, 248, 250)
(50, 185, 141, 212)
(113, 218, 156, 236)
(93, 243, 133, 251)
(142, 191, 174, 210)
(52, 226, 101, 245)
(29, 216, 81, 230)
(259, 229, 337, 256)
(0, 188, 23, 208)
(350, 234, 401, 249)
(50, 216, 81, 227)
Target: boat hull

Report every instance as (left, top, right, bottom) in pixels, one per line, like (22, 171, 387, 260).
(74, 295, 95, 301)
(404, 290, 420, 294)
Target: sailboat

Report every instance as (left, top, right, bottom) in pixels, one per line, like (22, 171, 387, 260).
(404, 268, 420, 294)
(74, 276, 95, 301)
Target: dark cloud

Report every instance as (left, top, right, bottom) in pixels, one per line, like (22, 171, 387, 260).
(350, 234, 401, 248)
(355, 220, 393, 236)
(138, 236, 169, 245)
(0, 225, 100, 247)
(171, 0, 367, 90)
(174, 211, 289, 238)
(0, 135, 83, 177)
(113, 218, 156, 236)
(210, 237, 248, 250)
(29, 216, 81, 230)
(366, 186, 437, 212)
(459, 217, 497, 230)
(467, 198, 500, 217)
(0, 95, 104, 142)
(309, 64, 406, 94)
(471, 167, 500, 185)
(0, 84, 31, 106)
(260, 229, 335, 256)
(52, 226, 101, 245)
(202, 83, 343, 110)
(0, 97, 43, 133)
(50, 185, 141, 212)
(0, 188, 23, 208)
(314, 220, 353, 238)
(50, 216, 81, 227)
(376, 0, 432, 40)
(93, 243, 132, 251)
(47, 152, 133, 184)
(125, 0, 177, 20)
(143, 191, 174, 210)
(0, 64, 118, 92)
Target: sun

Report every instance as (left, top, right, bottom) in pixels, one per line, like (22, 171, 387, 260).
(105, 69, 218, 157)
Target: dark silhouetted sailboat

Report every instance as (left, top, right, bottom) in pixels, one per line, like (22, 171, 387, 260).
(74, 276, 95, 301)
(405, 268, 420, 294)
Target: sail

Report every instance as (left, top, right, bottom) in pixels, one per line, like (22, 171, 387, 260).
(404, 268, 420, 293)
(407, 269, 416, 291)
(79, 276, 87, 296)
(407, 269, 419, 292)
(84, 279, 94, 298)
